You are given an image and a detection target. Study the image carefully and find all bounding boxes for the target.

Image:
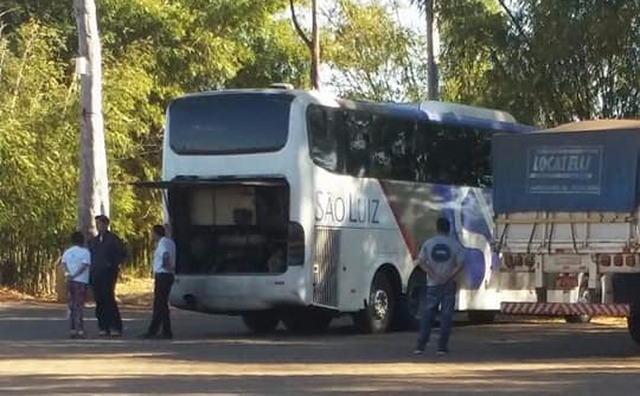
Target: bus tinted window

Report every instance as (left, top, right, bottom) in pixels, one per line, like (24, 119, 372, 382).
(307, 104, 495, 187)
(415, 123, 493, 187)
(169, 93, 294, 154)
(370, 116, 416, 180)
(307, 105, 343, 172)
(344, 111, 374, 177)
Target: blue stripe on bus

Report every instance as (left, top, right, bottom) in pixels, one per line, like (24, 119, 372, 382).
(344, 100, 535, 133)
(379, 180, 497, 290)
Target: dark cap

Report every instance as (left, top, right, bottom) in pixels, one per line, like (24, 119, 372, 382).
(95, 214, 110, 224)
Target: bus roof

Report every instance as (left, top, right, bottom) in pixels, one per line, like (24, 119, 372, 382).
(347, 99, 535, 133)
(419, 101, 516, 123)
(175, 89, 535, 133)
(339, 98, 428, 121)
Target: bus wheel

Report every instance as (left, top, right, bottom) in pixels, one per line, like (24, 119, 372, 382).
(402, 272, 425, 330)
(282, 309, 333, 334)
(467, 310, 497, 324)
(354, 272, 395, 334)
(628, 303, 640, 345)
(242, 311, 280, 334)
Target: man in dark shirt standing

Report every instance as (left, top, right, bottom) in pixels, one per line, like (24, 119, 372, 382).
(89, 214, 127, 337)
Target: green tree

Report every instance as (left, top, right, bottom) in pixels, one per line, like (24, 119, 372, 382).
(0, 0, 313, 293)
(324, 0, 427, 101)
(437, 0, 640, 125)
(0, 20, 78, 293)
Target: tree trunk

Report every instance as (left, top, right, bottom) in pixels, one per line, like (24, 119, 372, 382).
(289, 0, 320, 89)
(310, 0, 320, 89)
(425, 0, 438, 100)
(73, 0, 109, 239)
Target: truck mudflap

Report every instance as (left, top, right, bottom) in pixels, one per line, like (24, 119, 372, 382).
(501, 302, 629, 317)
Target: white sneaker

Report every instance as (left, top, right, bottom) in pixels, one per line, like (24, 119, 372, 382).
(436, 349, 449, 357)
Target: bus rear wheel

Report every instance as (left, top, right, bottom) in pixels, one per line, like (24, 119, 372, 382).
(242, 311, 280, 334)
(399, 272, 425, 330)
(354, 272, 395, 334)
(628, 303, 640, 345)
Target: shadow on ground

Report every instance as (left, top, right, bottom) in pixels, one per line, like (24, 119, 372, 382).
(1, 302, 639, 395)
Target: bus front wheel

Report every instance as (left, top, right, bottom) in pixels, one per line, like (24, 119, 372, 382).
(354, 272, 395, 334)
(242, 311, 280, 334)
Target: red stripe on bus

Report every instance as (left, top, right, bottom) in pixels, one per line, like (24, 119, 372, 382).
(378, 180, 417, 259)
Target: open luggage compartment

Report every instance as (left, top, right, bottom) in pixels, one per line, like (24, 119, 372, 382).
(168, 179, 292, 275)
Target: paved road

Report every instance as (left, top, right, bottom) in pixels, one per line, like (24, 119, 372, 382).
(1, 301, 639, 395)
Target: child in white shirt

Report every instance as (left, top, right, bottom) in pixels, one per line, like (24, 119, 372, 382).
(60, 231, 91, 339)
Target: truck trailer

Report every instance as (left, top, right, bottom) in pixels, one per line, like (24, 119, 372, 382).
(492, 119, 640, 344)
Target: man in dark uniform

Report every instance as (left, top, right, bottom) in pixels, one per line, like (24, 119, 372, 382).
(89, 214, 127, 337)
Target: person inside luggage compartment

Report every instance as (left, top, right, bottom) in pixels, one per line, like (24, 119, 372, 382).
(267, 245, 286, 273)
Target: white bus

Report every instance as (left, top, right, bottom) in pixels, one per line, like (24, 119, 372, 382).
(145, 88, 536, 334)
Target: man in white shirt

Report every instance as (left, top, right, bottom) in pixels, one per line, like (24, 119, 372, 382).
(141, 224, 176, 339)
(60, 231, 92, 339)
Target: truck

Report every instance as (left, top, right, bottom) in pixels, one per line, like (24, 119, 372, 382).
(492, 119, 640, 345)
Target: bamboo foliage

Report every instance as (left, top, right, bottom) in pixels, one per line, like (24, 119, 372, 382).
(0, 1, 309, 295)
(0, 0, 639, 295)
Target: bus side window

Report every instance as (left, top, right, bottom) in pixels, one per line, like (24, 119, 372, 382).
(345, 110, 372, 178)
(371, 116, 415, 181)
(307, 105, 340, 172)
(368, 116, 392, 178)
(414, 121, 447, 184)
(469, 128, 493, 187)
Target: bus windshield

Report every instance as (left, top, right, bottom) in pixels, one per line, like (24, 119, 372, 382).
(168, 93, 294, 155)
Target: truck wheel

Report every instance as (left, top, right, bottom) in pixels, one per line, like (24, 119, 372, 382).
(564, 314, 591, 324)
(242, 311, 280, 334)
(565, 277, 592, 324)
(353, 272, 395, 334)
(628, 303, 640, 345)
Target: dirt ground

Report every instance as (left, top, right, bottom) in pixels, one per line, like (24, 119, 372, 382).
(0, 274, 154, 305)
(1, 299, 639, 395)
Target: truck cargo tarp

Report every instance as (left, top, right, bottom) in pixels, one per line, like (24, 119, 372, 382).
(492, 127, 640, 213)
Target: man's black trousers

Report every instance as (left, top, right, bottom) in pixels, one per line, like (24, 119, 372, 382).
(147, 273, 174, 337)
(91, 267, 122, 334)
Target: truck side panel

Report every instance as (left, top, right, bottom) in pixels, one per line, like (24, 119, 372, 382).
(493, 130, 640, 214)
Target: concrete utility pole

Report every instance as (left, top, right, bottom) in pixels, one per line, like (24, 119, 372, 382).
(73, 0, 109, 238)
